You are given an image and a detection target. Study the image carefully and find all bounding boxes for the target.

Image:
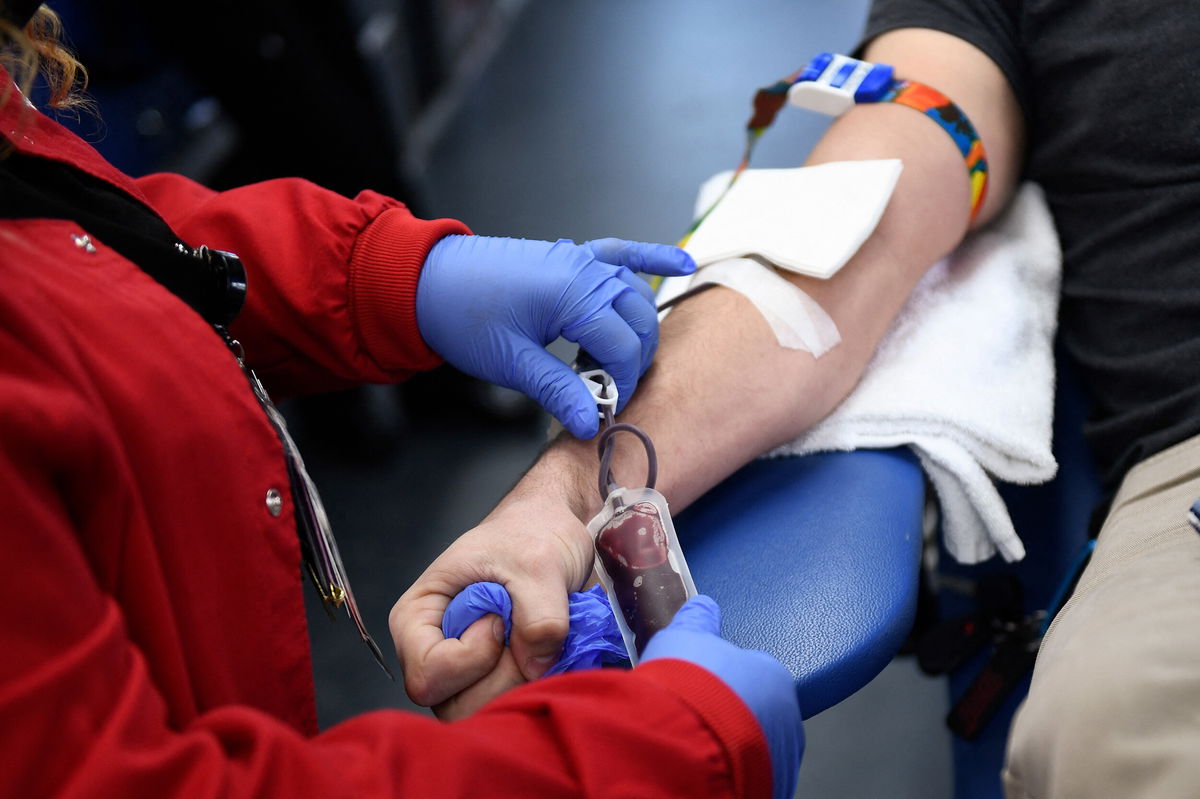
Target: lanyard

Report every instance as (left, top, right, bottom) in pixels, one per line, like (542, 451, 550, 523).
(647, 67, 807, 303)
(677, 68, 805, 252)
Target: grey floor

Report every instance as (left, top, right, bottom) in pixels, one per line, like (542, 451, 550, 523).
(290, 2, 955, 797)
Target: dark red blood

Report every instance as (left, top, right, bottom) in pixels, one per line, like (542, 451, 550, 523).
(596, 502, 688, 654)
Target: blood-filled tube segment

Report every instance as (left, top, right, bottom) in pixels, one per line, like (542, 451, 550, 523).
(588, 487, 697, 662)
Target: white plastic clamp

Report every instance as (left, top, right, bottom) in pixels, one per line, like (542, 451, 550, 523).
(579, 368, 618, 418)
(786, 52, 895, 117)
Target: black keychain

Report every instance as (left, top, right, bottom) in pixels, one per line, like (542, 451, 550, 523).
(945, 610, 1043, 740)
(916, 572, 1024, 677)
(931, 540, 1097, 740)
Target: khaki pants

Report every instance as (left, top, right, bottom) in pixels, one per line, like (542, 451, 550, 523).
(1003, 433, 1200, 798)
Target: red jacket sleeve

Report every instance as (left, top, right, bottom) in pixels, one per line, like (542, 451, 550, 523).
(133, 171, 471, 395)
(0, 426, 771, 798)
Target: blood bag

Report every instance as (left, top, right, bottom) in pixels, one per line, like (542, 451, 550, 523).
(587, 486, 697, 663)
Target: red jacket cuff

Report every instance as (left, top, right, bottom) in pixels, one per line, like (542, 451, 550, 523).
(636, 659, 775, 799)
(349, 207, 471, 374)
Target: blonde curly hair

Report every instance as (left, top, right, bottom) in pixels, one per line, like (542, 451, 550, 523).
(1, 4, 88, 110)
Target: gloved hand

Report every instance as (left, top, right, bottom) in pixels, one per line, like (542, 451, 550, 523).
(441, 581, 628, 676)
(416, 235, 696, 438)
(641, 595, 803, 799)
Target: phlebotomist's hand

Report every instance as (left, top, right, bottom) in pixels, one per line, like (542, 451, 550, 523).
(643, 595, 804, 799)
(416, 235, 695, 438)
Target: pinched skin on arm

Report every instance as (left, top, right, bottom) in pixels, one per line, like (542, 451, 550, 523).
(391, 28, 1026, 718)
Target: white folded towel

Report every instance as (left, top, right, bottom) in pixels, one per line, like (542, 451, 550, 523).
(765, 182, 1061, 563)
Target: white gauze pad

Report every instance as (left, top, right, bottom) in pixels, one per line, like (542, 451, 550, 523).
(685, 159, 903, 279)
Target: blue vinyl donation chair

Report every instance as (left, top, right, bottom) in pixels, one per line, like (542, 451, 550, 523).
(677, 448, 926, 719)
(676, 351, 1100, 797)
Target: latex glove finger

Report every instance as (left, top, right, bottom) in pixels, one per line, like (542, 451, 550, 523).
(664, 593, 722, 634)
(390, 591, 507, 707)
(509, 341, 600, 438)
(442, 582, 514, 642)
(562, 304, 643, 412)
(584, 238, 697, 277)
(610, 279, 659, 377)
(614, 264, 658, 308)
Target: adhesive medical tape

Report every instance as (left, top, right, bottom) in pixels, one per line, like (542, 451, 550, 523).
(688, 257, 841, 356)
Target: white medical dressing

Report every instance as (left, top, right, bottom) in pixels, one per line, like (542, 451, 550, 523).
(659, 159, 903, 356)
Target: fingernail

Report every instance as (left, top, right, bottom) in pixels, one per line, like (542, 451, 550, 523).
(492, 616, 506, 644)
(525, 654, 557, 679)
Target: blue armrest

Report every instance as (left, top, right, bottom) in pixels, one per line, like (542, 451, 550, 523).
(675, 447, 926, 717)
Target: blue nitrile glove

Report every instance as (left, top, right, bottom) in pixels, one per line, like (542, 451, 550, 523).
(442, 582, 628, 675)
(641, 595, 803, 799)
(416, 235, 696, 438)
(442, 581, 514, 643)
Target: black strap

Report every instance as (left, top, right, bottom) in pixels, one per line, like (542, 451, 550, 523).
(0, 149, 245, 326)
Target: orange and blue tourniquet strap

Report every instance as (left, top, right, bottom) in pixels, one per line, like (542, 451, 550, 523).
(659, 56, 988, 295)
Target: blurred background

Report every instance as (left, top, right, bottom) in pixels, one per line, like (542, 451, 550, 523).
(45, 1, 959, 795)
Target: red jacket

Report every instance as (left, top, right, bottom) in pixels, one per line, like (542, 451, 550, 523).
(0, 87, 771, 797)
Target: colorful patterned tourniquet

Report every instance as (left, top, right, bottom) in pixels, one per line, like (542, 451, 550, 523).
(882, 79, 988, 222)
(673, 60, 989, 266)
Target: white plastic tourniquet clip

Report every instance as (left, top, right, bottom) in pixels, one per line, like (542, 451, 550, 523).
(579, 368, 618, 420)
(786, 52, 895, 117)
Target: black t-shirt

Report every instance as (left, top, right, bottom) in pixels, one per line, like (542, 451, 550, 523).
(860, 0, 1200, 494)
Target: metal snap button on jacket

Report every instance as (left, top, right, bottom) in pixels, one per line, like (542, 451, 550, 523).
(265, 488, 283, 517)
